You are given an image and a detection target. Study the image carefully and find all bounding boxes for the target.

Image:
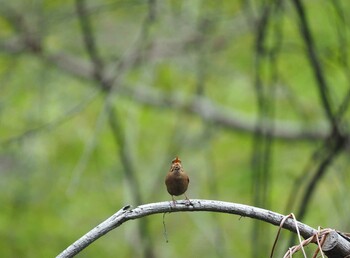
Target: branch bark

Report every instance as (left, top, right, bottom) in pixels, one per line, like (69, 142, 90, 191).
(56, 199, 350, 258)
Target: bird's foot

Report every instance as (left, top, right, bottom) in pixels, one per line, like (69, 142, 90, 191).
(169, 197, 176, 207)
(185, 198, 194, 207)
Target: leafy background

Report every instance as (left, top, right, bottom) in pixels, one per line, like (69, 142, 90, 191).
(1, 0, 350, 257)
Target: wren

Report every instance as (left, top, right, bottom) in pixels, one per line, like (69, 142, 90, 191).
(165, 156, 190, 205)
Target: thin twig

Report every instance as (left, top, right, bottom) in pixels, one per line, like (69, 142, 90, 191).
(162, 213, 169, 243)
(290, 213, 307, 257)
(1, 90, 100, 147)
(291, 0, 336, 129)
(270, 213, 306, 258)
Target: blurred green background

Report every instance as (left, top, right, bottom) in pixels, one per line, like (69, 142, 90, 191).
(1, 0, 350, 257)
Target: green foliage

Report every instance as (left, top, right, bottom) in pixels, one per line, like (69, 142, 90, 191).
(1, 0, 350, 257)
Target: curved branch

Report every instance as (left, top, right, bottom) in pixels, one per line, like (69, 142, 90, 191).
(57, 199, 320, 258)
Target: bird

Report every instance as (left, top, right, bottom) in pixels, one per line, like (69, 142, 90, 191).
(165, 156, 190, 205)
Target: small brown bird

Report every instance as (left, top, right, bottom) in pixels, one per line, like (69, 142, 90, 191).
(165, 156, 190, 205)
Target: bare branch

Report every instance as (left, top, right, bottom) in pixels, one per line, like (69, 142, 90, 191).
(56, 200, 350, 258)
(296, 133, 347, 220)
(0, 35, 333, 142)
(75, 0, 110, 91)
(291, 0, 337, 130)
(120, 85, 330, 141)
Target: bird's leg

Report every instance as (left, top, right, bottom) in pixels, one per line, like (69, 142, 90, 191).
(172, 195, 176, 206)
(184, 193, 193, 206)
(184, 193, 189, 201)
